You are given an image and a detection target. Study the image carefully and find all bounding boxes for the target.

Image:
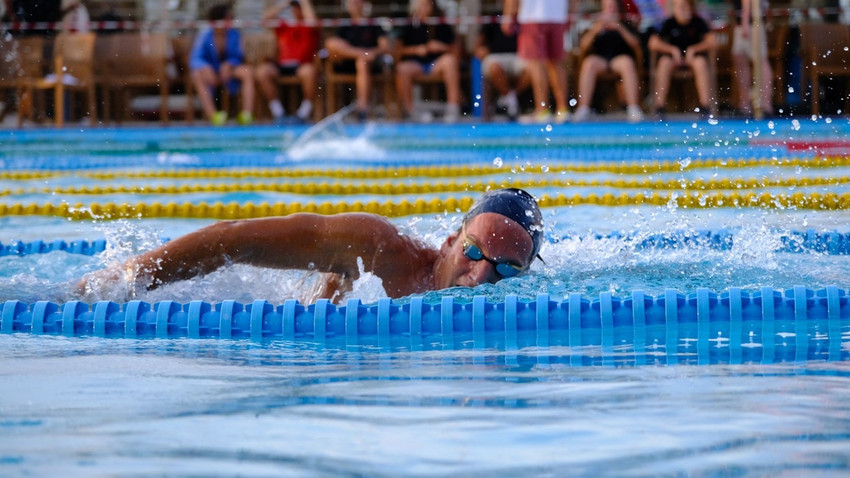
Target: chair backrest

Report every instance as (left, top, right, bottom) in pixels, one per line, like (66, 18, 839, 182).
(0, 36, 47, 83)
(106, 32, 170, 81)
(800, 22, 850, 70)
(55, 32, 96, 84)
(242, 30, 278, 67)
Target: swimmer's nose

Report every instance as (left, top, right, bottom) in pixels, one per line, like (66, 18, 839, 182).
(462, 260, 499, 286)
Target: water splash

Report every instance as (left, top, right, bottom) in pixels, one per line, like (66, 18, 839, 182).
(286, 105, 386, 161)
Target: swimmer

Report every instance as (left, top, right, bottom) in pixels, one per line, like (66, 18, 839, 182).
(79, 188, 544, 302)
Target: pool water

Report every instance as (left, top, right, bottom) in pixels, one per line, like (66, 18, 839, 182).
(1, 120, 850, 475)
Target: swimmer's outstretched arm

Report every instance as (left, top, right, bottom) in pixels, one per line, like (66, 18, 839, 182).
(81, 213, 436, 296)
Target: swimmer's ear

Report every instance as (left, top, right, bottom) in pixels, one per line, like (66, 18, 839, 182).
(441, 229, 460, 254)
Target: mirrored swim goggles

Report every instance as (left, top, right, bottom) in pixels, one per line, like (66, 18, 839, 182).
(461, 233, 525, 278)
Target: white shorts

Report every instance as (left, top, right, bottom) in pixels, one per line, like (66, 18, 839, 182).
(481, 53, 527, 78)
(732, 25, 768, 60)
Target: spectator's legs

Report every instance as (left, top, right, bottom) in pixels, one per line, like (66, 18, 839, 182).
(395, 60, 425, 116)
(653, 56, 674, 110)
(256, 61, 284, 119)
(354, 56, 373, 112)
(526, 60, 549, 115)
(191, 66, 221, 121)
(576, 55, 606, 110)
(545, 60, 568, 115)
(688, 55, 712, 110)
(233, 64, 255, 120)
(296, 62, 317, 120)
(610, 55, 640, 107)
(432, 52, 461, 106)
(486, 60, 512, 98)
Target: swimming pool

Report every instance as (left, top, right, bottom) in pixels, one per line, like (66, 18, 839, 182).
(1, 119, 849, 475)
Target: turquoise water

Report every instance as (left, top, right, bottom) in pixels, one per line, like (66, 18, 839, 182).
(1, 120, 850, 475)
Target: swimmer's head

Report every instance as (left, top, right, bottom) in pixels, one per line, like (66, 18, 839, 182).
(462, 188, 544, 262)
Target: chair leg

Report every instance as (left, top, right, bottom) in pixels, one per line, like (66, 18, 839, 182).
(812, 73, 820, 116)
(55, 84, 65, 128)
(160, 84, 169, 124)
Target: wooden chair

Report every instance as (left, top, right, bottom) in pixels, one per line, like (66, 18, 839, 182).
(102, 32, 171, 123)
(171, 33, 199, 123)
(800, 22, 850, 116)
(0, 36, 45, 122)
(766, 22, 789, 106)
(18, 32, 97, 127)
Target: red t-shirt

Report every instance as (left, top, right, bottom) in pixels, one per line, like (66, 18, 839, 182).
(275, 24, 320, 65)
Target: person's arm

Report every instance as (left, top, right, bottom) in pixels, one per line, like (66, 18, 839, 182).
(262, 0, 292, 21)
(426, 24, 455, 55)
(188, 28, 212, 71)
(225, 29, 245, 65)
(578, 22, 601, 56)
(686, 30, 716, 56)
(685, 18, 716, 56)
(298, 0, 317, 22)
(79, 213, 429, 296)
(501, 0, 518, 35)
(474, 30, 491, 60)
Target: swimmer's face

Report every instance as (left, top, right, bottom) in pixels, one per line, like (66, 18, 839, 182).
(434, 212, 535, 289)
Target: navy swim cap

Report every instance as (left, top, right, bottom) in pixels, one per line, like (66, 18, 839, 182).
(463, 188, 544, 259)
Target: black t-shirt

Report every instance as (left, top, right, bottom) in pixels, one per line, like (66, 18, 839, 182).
(589, 23, 638, 60)
(335, 24, 386, 49)
(658, 15, 710, 53)
(12, 0, 61, 22)
(480, 22, 517, 54)
(399, 22, 455, 63)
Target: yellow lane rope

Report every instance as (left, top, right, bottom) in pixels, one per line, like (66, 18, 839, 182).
(4, 191, 850, 221)
(3, 155, 850, 181)
(4, 175, 850, 197)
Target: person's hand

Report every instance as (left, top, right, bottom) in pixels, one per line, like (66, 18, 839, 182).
(684, 47, 697, 64)
(76, 261, 144, 303)
(670, 48, 683, 65)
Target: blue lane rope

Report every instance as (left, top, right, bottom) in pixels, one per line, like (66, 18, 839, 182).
(1, 288, 847, 364)
(5, 230, 850, 257)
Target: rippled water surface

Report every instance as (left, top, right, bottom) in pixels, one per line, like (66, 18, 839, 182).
(2, 121, 850, 475)
(2, 334, 850, 477)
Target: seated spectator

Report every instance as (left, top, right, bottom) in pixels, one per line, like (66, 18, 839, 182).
(573, 0, 644, 122)
(257, 0, 320, 123)
(474, 17, 528, 120)
(648, 0, 716, 117)
(395, 0, 462, 123)
(189, 3, 255, 125)
(730, 0, 774, 117)
(324, 0, 390, 121)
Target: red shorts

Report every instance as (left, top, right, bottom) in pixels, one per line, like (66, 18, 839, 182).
(518, 23, 567, 62)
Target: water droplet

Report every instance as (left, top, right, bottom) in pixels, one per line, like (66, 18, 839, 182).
(791, 119, 801, 131)
(493, 157, 503, 167)
(545, 125, 552, 132)
(541, 164, 549, 173)
(569, 98, 577, 107)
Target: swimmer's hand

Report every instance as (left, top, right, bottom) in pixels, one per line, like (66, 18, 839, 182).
(76, 261, 148, 302)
